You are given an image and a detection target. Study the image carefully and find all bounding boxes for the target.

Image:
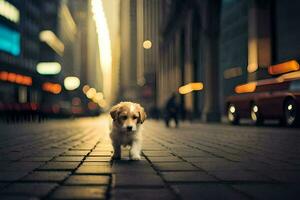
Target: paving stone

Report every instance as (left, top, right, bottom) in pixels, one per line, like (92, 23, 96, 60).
(33, 151, 62, 157)
(269, 162, 300, 170)
(93, 147, 113, 152)
(111, 188, 177, 200)
(184, 157, 229, 162)
(113, 174, 164, 187)
(22, 171, 70, 182)
(53, 156, 84, 162)
(89, 152, 112, 157)
(153, 162, 199, 171)
(82, 162, 111, 166)
(209, 170, 272, 182)
(115, 160, 150, 165)
(172, 183, 249, 200)
(147, 156, 182, 162)
(22, 156, 53, 162)
(175, 151, 212, 157)
(38, 162, 80, 171)
(50, 186, 107, 199)
(142, 151, 172, 157)
(0, 153, 25, 161)
(112, 160, 156, 174)
(0, 183, 58, 197)
(193, 161, 245, 171)
(162, 171, 217, 182)
(76, 165, 112, 174)
(142, 147, 167, 151)
(262, 170, 300, 183)
(85, 157, 111, 162)
(0, 162, 44, 172)
(71, 147, 94, 151)
(65, 175, 110, 185)
(240, 162, 272, 171)
(0, 172, 28, 181)
(3, 116, 300, 199)
(0, 195, 39, 200)
(168, 147, 194, 152)
(62, 151, 90, 156)
(232, 184, 300, 200)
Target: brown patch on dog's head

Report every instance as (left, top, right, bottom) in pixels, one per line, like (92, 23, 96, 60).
(110, 104, 121, 121)
(110, 102, 147, 131)
(136, 103, 147, 124)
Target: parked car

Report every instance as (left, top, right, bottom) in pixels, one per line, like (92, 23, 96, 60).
(226, 61, 300, 127)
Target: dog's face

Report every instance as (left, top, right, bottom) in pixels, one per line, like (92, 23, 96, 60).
(110, 102, 147, 132)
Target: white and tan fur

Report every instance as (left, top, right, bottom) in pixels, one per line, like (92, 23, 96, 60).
(109, 102, 147, 160)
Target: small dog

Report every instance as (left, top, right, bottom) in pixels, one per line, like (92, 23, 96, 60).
(109, 101, 147, 160)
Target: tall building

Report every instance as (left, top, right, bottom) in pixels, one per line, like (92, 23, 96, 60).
(119, 0, 138, 102)
(102, 0, 121, 106)
(0, 0, 43, 108)
(139, 0, 160, 111)
(0, 0, 109, 117)
(220, 0, 249, 111)
(155, 0, 300, 121)
(157, 0, 210, 120)
(67, 0, 119, 110)
(220, 0, 300, 112)
(119, 0, 161, 112)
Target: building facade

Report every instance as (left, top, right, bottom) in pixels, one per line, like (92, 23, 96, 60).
(156, 0, 300, 121)
(221, 0, 300, 112)
(157, 0, 222, 121)
(0, 0, 112, 118)
(0, 0, 45, 111)
(119, 0, 161, 113)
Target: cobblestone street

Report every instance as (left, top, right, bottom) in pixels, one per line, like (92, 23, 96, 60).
(1, 116, 300, 199)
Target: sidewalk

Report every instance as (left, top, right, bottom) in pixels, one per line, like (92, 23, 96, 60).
(0, 116, 300, 199)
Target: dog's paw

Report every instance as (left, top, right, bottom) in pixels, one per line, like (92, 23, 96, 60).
(130, 155, 141, 160)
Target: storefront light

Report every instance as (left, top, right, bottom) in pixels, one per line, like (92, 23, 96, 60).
(0, 24, 20, 56)
(0, 0, 20, 24)
(37, 62, 61, 75)
(179, 82, 204, 94)
(64, 76, 80, 91)
(143, 40, 152, 49)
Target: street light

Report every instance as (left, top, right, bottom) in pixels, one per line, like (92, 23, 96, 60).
(39, 30, 64, 56)
(37, 62, 61, 75)
(92, 92, 104, 103)
(86, 88, 97, 99)
(268, 60, 299, 75)
(179, 82, 204, 94)
(143, 40, 152, 49)
(82, 85, 90, 93)
(64, 76, 80, 91)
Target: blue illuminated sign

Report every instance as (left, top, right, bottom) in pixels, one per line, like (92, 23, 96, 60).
(0, 24, 20, 56)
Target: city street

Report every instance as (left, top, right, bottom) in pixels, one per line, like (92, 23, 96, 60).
(0, 117, 300, 199)
(2, 0, 300, 199)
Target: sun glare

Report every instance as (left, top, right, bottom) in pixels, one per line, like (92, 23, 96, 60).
(91, 0, 112, 107)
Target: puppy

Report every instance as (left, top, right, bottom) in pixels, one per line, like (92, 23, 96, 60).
(109, 101, 147, 160)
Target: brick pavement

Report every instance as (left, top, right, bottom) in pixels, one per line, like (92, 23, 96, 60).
(0, 116, 300, 199)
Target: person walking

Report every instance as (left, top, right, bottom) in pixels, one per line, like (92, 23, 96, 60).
(164, 93, 179, 128)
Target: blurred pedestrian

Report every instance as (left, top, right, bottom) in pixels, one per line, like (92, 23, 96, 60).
(164, 93, 179, 128)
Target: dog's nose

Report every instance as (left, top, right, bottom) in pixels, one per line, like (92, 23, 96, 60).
(127, 126, 133, 131)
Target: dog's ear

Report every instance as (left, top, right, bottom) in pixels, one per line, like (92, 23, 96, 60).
(110, 104, 121, 120)
(137, 104, 147, 124)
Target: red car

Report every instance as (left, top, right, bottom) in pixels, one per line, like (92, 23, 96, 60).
(226, 60, 300, 127)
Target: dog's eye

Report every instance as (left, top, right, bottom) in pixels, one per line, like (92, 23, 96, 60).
(121, 116, 127, 120)
(133, 116, 138, 120)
